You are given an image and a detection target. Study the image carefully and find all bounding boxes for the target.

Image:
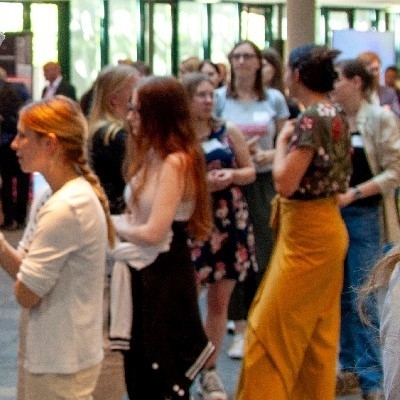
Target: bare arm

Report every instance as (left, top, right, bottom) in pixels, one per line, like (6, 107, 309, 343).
(337, 181, 381, 208)
(227, 122, 256, 185)
(251, 117, 288, 167)
(0, 233, 41, 308)
(273, 119, 314, 198)
(207, 123, 256, 193)
(112, 153, 187, 246)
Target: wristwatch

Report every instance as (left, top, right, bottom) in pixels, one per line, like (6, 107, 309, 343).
(352, 186, 363, 201)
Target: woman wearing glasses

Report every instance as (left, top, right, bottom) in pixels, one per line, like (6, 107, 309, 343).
(111, 76, 214, 400)
(182, 72, 257, 400)
(214, 40, 289, 369)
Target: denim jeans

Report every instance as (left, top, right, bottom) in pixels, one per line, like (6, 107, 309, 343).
(340, 205, 383, 394)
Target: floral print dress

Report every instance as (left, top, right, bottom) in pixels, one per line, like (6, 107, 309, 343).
(190, 123, 258, 283)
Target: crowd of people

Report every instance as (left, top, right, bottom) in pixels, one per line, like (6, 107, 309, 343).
(1, 38, 400, 400)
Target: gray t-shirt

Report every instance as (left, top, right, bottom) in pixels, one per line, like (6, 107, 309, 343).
(214, 86, 289, 173)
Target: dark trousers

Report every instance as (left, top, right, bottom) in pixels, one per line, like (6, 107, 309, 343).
(124, 222, 209, 400)
(0, 145, 30, 226)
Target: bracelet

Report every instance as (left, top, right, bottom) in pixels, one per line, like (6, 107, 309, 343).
(352, 186, 363, 201)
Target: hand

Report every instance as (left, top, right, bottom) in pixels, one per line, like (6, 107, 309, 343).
(207, 169, 234, 191)
(276, 119, 297, 145)
(111, 214, 123, 226)
(246, 136, 260, 155)
(111, 214, 131, 232)
(252, 149, 274, 167)
(336, 190, 354, 208)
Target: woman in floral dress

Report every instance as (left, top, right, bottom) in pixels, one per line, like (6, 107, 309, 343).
(182, 72, 257, 400)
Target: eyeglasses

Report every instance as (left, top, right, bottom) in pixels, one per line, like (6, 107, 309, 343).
(231, 53, 257, 62)
(127, 101, 140, 113)
(194, 91, 214, 100)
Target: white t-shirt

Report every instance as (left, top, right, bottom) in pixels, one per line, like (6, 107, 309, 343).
(17, 177, 107, 374)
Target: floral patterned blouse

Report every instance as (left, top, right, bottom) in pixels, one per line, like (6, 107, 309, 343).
(288, 103, 352, 200)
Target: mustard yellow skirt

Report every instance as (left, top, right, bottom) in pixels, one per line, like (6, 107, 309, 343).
(236, 196, 348, 400)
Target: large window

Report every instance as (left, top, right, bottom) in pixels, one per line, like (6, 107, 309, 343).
(211, 3, 238, 64)
(30, 4, 58, 99)
(152, 3, 173, 75)
(109, 0, 137, 65)
(179, 1, 204, 62)
(0, 3, 23, 32)
(240, 6, 266, 49)
(70, 0, 101, 98)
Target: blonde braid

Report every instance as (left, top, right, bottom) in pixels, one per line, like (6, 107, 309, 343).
(76, 153, 116, 248)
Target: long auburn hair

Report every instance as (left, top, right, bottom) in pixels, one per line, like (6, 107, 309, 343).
(124, 76, 212, 241)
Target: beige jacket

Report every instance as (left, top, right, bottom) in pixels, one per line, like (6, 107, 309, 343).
(357, 100, 400, 243)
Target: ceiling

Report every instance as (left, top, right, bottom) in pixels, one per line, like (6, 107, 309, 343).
(319, 0, 399, 8)
(238, 0, 400, 11)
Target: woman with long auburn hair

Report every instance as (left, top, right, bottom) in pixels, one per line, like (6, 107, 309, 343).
(111, 76, 214, 400)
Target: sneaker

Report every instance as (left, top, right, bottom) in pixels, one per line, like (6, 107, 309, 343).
(335, 371, 360, 396)
(200, 369, 227, 400)
(363, 390, 385, 400)
(227, 333, 244, 359)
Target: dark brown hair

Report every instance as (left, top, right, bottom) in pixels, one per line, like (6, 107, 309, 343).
(336, 59, 374, 98)
(288, 44, 340, 93)
(262, 47, 285, 93)
(227, 40, 265, 100)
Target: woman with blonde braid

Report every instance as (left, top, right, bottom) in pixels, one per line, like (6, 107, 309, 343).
(0, 95, 113, 400)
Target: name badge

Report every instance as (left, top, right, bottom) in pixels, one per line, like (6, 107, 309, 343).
(351, 134, 364, 148)
(201, 138, 225, 154)
(253, 112, 271, 123)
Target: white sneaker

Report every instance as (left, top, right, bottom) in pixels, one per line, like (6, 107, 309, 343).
(226, 320, 235, 335)
(200, 369, 227, 400)
(227, 333, 244, 359)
